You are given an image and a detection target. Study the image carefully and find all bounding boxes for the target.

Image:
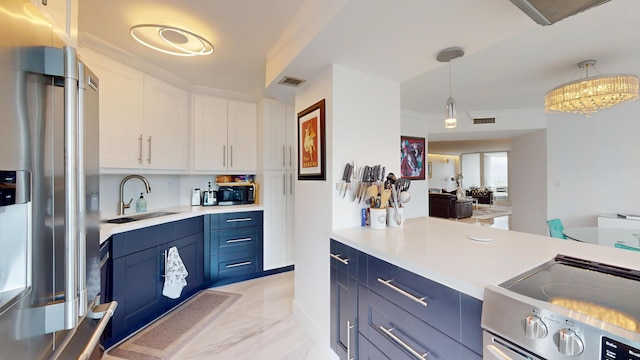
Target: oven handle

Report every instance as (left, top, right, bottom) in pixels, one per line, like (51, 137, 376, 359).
(485, 335, 541, 360)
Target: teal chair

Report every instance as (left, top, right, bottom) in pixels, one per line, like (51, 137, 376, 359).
(614, 243, 640, 252)
(546, 219, 566, 239)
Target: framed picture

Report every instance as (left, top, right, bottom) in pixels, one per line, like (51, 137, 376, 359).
(428, 161, 432, 179)
(298, 99, 326, 180)
(400, 136, 426, 180)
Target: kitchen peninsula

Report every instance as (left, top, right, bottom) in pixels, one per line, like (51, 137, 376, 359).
(329, 217, 640, 359)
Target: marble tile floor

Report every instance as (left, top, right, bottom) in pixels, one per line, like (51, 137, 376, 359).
(103, 271, 328, 360)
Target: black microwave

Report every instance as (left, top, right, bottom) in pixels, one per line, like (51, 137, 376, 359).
(217, 185, 255, 205)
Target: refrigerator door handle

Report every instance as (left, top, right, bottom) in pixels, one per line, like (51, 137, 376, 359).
(62, 46, 79, 330)
(77, 61, 88, 317)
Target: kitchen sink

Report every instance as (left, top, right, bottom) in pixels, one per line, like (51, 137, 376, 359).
(103, 211, 178, 224)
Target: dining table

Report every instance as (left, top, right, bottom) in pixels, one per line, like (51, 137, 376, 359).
(562, 226, 640, 248)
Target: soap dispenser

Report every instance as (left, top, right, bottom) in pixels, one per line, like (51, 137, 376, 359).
(136, 193, 147, 212)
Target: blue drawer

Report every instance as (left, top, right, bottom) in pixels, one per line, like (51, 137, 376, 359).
(360, 286, 464, 360)
(218, 227, 262, 254)
(218, 249, 263, 279)
(215, 211, 263, 229)
(366, 255, 461, 341)
(330, 239, 359, 279)
(112, 226, 158, 259)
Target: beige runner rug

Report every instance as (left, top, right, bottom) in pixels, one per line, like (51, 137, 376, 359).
(107, 290, 241, 360)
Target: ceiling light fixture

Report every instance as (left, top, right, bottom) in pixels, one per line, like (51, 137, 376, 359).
(130, 24, 214, 57)
(437, 47, 464, 129)
(545, 60, 639, 116)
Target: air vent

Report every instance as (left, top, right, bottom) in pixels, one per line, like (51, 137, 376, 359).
(278, 76, 306, 87)
(508, 0, 610, 26)
(473, 117, 496, 125)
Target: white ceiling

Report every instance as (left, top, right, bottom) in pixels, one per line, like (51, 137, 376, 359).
(78, 0, 640, 123)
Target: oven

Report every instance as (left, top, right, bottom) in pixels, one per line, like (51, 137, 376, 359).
(482, 255, 640, 359)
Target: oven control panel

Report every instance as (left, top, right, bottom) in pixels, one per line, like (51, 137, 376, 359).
(602, 337, 640, 359)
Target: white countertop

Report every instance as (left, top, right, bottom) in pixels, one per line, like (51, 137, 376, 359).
(329, 217, 640, 300)
(100, 204, 263, 244)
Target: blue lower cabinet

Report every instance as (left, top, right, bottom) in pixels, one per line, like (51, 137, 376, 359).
(106, 216, 205, 348)
(330, 239, 484, 360)
(205, 211, 264, 287)
(110, 247, 163, 347)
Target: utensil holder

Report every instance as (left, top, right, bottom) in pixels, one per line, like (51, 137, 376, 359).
(370, 208, 387, 230)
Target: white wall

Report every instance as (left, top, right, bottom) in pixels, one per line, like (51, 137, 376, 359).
(292, 65, 400, 358)
(510, 130, 547, 235)
(546, 101, 640, 228)
(426, 154, 459, 191)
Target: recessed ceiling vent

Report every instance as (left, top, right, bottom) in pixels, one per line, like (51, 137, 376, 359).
(473, 117, 496, 125)
(278, 76, 306, 87)
(508, 0, 611, 26)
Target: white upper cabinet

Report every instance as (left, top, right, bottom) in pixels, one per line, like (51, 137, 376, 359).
(142, 75, 189, 170)
(259, 98, 295, 171)
(79, 49, 189, 171)
(193, 95, 257, 173)
(32, 0, 78, 47)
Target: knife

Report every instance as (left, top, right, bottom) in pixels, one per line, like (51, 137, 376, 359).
(343, 163, 353, 198)
(358, 165, 369, 202)
(339, 163, 351, 198)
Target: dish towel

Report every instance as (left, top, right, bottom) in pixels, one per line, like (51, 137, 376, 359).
(162, 246, 189, 299)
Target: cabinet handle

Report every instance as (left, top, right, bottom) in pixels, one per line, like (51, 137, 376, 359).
(138, 134, 143, 164)
(230, 145, 233, 167)
(227, 237, 252, 243)
(223, 145, 226, 167)
(226, 217, 252, 223)
(282, 145, 286, 167)
(161, 249, 168, 278)
(283, 174, 286, 196)
(147, 136, 152, 164)
(330, 253, 349, 265)
(377, 278, 428, 306)
(346, 320, 355, 360)
(289, 173, 293, 195)
(289, 146, 292, 167)
(226, 261, 251, 268)
(379, 325, 430, 359)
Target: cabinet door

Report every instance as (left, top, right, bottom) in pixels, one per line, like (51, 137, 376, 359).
(82, 50, 144, 169)
(111, 247, 163, 343)
(32, 0, 78, 46)
(330, 266, 358, 360)
(285, 105, 296, 170)
(192, 95, 228, 171)
(227, 100, 257, 172)
(263, 171, 288, 270)
(260, 98, 288, 170)
(163, 233, 204, 308)
(143, 75, 189, 170)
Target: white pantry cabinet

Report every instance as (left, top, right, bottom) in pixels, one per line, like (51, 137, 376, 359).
(262, 170, 294, 270)
(32, 0, 78, 47)
(79, 50, 189, 170)
(258, 98, 295, 171)
(192, 95, 257, 172)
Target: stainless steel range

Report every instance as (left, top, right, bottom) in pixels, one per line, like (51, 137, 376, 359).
(482, 255, 640, 359)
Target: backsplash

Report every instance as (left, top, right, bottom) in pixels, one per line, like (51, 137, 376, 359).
(99, 174, 219, 217)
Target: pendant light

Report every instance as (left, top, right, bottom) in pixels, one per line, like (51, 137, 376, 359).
(437, 47, 464, 129)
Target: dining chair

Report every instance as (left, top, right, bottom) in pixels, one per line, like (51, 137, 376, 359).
(546, 218, 566, 239)
(614, 243, 640, 252)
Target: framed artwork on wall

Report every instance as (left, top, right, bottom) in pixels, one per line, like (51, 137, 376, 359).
(400, 135, 426, 180)
(428, 161, 432, 179)
(298, 99, 326, 180)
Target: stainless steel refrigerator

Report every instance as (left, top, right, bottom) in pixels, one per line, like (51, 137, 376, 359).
(0, 1, 116, 358)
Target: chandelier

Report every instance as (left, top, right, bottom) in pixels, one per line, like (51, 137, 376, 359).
(544, 60, 639, 116)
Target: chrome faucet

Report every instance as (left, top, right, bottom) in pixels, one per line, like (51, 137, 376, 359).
(118, 175, 151, 215)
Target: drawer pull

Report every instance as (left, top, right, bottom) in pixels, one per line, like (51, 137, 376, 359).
(227, 237, 252, 243)
(377, 278, 428, 307)
(330, 253, 349, 265)
(226, 217, 252, 223)
(226, 261, 251, 268)
(379, 325, 430, 359)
